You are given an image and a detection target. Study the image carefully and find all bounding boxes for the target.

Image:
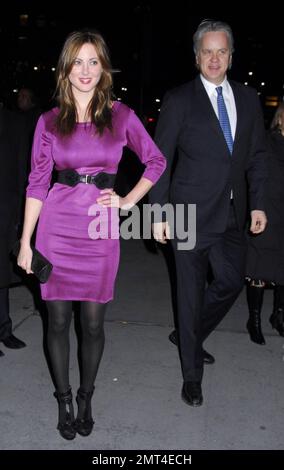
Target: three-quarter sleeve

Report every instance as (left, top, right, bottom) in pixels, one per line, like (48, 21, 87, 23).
(26, 114, 54, 202)
(126, 109, 166, 183)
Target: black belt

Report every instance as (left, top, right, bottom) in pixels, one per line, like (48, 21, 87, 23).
(57, 169, 116, 189)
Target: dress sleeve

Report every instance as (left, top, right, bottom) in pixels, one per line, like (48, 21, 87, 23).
(26, 114, 54, 202)
(125, 109, 166, 184)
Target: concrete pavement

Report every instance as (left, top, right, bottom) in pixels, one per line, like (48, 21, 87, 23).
(1, 238, 283, 450)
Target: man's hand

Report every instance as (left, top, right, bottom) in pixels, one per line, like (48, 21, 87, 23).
(250, 210, 267, 234)
(152, 221, 170, 244)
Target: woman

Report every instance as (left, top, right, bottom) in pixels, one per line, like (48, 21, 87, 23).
(246, 102, 284, 344)
(17, 30, 166, 440)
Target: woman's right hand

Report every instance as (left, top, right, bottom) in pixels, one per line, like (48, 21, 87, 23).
(17, 242, 34, 275)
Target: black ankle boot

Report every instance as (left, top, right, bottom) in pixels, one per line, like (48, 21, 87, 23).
(54, 388, 76, 440)
(74, 386, 95, 436)
(246, 284, 265, 345)
(270, 309, 284, 336)
(270, 286, 284, 336)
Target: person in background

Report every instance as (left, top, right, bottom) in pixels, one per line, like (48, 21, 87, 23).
(17, 87, 36, 111)
(246, 102, 284, 344)
(17, 29, 166, 440)
(150, 19, 267, 407)
(17, 87, 41, 143)
(0, 107, 29, 357)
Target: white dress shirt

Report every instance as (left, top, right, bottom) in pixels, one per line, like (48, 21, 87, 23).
(200, 75, 236, 199)
(200, 74, 237, 139)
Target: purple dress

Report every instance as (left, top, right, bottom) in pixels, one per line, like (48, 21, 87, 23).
(26, 102, 166, 302)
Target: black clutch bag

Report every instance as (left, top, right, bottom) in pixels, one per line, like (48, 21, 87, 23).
(12, 240, 53, 283)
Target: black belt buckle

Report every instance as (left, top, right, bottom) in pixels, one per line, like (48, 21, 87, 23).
(80, 174, 93, 184)
(57, 169, 116, 189)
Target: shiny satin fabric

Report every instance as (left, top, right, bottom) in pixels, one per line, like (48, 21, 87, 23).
(26, 102, 166, 302)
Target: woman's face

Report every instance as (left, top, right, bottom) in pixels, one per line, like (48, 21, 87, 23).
(69, 43, 103, 96)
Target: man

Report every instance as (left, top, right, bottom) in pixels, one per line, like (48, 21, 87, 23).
(0, 106, 29, 356)
(150, 20, 267, 406)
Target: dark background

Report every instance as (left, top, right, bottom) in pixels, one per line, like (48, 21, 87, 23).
(1, 2, 283, 126)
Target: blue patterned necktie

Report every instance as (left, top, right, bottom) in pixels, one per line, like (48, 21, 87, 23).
(216, 86, 234, 154)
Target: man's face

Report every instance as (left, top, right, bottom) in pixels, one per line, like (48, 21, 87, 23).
(196, 31, 231, 85)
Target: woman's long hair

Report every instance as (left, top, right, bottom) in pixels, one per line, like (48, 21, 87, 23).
(55, 30, 114, 136)
(270, 102, 284, 132)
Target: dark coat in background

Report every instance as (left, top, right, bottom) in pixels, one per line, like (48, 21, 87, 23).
(0, 108, 29, 287)
(246, 130, 284, 284)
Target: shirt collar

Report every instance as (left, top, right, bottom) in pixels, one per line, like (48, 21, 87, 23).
(200, 74, 229, 96)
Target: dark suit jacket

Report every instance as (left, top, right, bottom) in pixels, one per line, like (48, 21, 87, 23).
(149, 76, 267, 233)
(0, 108, 29, 287)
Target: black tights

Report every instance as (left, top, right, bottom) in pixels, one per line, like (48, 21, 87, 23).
(47, 300, 106, 394)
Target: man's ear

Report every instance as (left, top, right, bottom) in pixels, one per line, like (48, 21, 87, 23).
(228, 54, 232, 70)
(195, 55, 200, 69)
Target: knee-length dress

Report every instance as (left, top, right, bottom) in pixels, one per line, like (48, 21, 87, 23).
(26, 102, 166, 302)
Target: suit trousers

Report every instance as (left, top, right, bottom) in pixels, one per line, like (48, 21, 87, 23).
(0, 287, 12, 341)
(172, 204, 247, 382)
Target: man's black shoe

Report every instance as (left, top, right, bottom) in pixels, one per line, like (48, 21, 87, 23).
(168, 330, 215, 364)
(168, 329, 178, 345)
(2, 334, 26, 349)
(0, 349, 4, 357)
(182, 381, 203, 407)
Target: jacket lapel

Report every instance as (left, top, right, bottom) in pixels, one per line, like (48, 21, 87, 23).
(195, 77, 223, 137)
(195, 77, 233, 155)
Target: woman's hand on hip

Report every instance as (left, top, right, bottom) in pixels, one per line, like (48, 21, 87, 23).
(96, 189, 133, 210)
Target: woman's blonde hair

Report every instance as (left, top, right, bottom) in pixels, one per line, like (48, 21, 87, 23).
(55, 29, 114, 136)
(270, 102, 284, 131)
